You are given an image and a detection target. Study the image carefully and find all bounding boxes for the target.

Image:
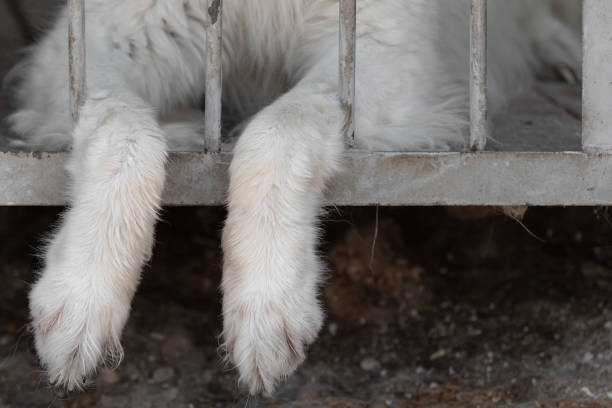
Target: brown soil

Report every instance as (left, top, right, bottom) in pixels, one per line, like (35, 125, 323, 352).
(2, 206, 612, 407)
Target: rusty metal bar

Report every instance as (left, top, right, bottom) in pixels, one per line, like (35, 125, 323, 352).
(205, 0, 223, 153)
(469, 0, 487, 151)
(582, 0, 612, 153)
(68, 0, 85, 124)
(339, 0, 356, 148)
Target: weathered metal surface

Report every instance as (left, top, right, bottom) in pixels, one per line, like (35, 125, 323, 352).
(469, 0, 488, 151)
(339, 0, 356, 148)
(2, 151, 612, 206)
(583, 0, 612, 153)
(204, 0, 222, 153)
(67, 0, 85, 124)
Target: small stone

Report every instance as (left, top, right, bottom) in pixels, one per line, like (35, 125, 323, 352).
(129, 367, 141, 381)
(360, 357, 380, 372)
(151, 367, 175, 384)
(100, 395, 129, 407)
(328, 322, 338, 336)
(429, 349, 446, 361)
(150, 332, 166, 341)
(583, 352, 594, 363)
(468, 327, 482, 336)
(201, 369, 214, 384)
(162, 387, 179, 401)
(100, 369, 120, 385)
(581, 386, 597, 399)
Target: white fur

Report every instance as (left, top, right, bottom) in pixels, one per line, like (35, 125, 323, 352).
(29, 90, 167, 390)
(9, 0, 581, 395)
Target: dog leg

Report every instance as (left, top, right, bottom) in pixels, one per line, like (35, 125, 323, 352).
(221, 80, 344, 394)
(28, 89, 167, 390)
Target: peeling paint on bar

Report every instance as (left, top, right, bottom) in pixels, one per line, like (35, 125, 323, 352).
(205, 0, 223, 153)
(339, 0, 356, 148)
(582, 0, 612, 153)
(3, 151, 612, 206)
(470, 0, 487, 151)
(68, 0, 85, 124)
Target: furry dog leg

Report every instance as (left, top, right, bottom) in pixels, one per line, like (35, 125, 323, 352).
(221, 80, 344, 394)
(28, 89, 167, 390)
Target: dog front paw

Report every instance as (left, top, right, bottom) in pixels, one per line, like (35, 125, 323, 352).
(221, 281, 323, 394)
(29, 269, 131, 391)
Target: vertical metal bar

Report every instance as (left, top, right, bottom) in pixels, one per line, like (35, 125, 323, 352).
(469, 0, 487, 151)
(582, 0, 612, 153)
(205, 0, 223, 153)
(339, 0, 356, 148)
(68, 0, 85, 124)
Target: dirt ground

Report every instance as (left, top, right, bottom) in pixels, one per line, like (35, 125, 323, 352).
(2, 206, 612, 407)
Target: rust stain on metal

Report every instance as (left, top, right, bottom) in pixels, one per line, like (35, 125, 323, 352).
(208, 0, 221, 24)
(339, 0, 356, 147)
(205, 0, 223, 152)
(68, 0, 86, 124)
(341, 101, 353, 136)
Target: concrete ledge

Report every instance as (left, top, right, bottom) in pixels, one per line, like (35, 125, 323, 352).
(1, 150, 610, 206)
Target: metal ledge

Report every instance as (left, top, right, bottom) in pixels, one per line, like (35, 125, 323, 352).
(1, 150, 610, 206)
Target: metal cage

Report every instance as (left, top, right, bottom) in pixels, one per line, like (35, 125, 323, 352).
(1, 0, 610, 206)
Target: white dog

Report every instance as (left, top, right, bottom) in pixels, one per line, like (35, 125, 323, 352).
(8, 0, 580, 395)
